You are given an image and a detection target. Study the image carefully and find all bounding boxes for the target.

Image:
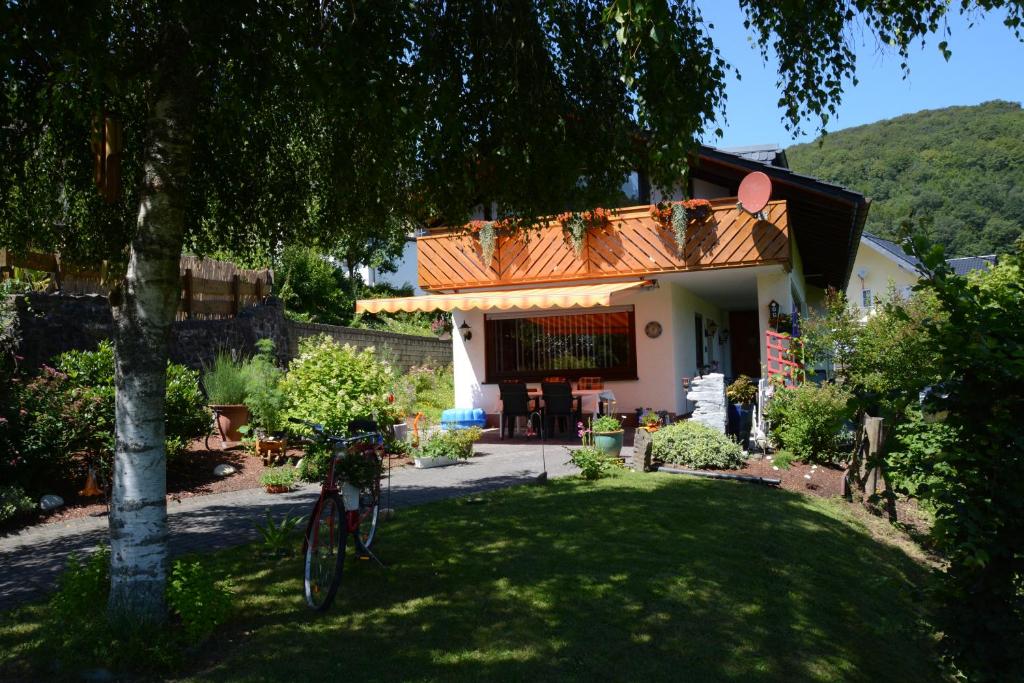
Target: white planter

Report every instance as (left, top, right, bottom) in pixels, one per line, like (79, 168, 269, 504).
(414, 456, 459, 469)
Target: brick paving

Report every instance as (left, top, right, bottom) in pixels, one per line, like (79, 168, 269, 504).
(0, 438, 579, 613)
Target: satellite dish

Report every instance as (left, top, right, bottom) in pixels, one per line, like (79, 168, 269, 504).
(737, 171, 772, 215)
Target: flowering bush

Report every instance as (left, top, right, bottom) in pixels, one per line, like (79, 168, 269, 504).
(568, 445, 618, 480)
(281, 335, 400, 437)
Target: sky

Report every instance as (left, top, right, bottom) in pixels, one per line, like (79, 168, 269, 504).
(699, 4, 1024, 149)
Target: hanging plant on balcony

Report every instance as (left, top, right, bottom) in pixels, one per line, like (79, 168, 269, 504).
(670, 203, 689, 251)
(469, 220, 497, 267)
(558, 208, 611, 258)
(559, 211, 587, 257)
(651, 199, 715, 253)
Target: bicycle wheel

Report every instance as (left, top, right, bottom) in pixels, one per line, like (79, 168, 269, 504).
(304, 493, 346, 611)
(357, 485, 380, 551)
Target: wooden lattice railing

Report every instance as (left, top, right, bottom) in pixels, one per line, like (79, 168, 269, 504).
(417, 199, 790, 291)
(0, 249, 272, 320)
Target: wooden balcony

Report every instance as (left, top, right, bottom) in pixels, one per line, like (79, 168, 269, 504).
(417, 199, 790, 291)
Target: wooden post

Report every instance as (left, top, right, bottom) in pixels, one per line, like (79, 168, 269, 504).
(0, 249, 10, 280)
(51, 253, 63, 292)
(255, 275, 263, 302)
(231, 273, 240, 316)
(182, 268, 193, 320)
(864, 416, 884, 496)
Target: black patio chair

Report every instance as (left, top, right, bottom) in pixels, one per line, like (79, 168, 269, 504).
(541, 381, 582, 439)
(498, 382, 539, 440)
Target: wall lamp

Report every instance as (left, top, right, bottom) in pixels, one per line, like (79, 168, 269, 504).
(459, 321, 472, 341)
(704, 320, 718, 339)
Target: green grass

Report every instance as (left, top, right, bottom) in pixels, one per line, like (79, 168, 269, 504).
(0, 474, 941, 682)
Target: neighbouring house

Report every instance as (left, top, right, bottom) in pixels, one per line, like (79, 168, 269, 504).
(848, 231, 999, 318)
(356, 145, 869, 425)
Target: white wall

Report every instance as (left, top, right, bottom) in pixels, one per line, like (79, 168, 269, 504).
(756, 270, 792, 372)
(692, 178, 731, 200)
(451, 282, 731, 418)
(362, 239, 422, 294)
(847, 242, 919, 313)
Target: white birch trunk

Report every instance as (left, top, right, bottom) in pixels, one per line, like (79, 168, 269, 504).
(108, 63, 194, 621)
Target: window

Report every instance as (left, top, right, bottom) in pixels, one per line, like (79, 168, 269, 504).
(861, 289, 873, 309)
(485, 307, 637, 382)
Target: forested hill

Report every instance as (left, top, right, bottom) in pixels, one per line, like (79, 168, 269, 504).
(786, 100, 1024, 258)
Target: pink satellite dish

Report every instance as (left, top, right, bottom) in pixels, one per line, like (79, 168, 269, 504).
(737, 171, 772, 214)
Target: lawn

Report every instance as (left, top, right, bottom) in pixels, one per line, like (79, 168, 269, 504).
(1, 473, 940, 682)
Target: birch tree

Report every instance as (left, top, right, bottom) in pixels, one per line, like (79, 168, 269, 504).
(2, 0, 1021, 628)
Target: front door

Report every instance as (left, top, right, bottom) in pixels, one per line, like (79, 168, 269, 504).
(729, 310, 760, 378)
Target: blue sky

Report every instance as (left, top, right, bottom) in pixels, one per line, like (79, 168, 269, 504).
(699, 4, 1024, 148)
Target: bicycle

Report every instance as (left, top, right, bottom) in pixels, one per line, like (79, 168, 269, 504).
(289, 417, 387, 611)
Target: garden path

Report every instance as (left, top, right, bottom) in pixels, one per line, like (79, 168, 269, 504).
(0, 440, 577, 613)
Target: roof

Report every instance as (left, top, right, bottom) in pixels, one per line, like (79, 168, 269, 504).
(861, 232, 924, 270)
(719, 144, 789, 168)
(946, 255, 997, 275)
(693, 146, 870, 291)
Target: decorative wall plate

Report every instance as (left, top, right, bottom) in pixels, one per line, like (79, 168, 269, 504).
(644, 321, 662, 338)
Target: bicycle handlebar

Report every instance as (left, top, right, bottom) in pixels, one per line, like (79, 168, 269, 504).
(287, 417, 382, 447)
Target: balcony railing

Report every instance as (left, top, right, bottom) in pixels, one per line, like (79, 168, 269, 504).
(417, 199, 790, 291)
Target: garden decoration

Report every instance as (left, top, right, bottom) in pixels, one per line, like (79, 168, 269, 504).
(589, 414, 625, 457)
(558, 208, 612, 258)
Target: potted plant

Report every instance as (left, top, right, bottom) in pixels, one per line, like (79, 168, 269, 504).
(589, 414, 624, 458)
(640, 410, 661, 432)
(413, 426, 481, 469)
(260, 465, 297, 494)
(243, 339, 288, 463)
(726, 375, 758, 447)
(203, 352, 250, 442)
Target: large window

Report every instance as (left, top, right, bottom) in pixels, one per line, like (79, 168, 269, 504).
(485, 307, 637, 382)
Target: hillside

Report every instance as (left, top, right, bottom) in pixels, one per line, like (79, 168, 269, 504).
(786, 100, 1024, 258)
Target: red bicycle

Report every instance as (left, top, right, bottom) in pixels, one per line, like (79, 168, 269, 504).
(289, 417, 386, 611)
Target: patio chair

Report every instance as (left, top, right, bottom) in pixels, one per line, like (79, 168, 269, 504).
(498, 382, 539, 440)
(541, 381, 582, 438)
(543, 376, 567, 384)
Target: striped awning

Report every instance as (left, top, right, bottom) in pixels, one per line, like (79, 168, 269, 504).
(355, 280, 653, 314)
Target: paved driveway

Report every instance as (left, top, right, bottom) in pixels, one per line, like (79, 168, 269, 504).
(0, 440, 576, 612)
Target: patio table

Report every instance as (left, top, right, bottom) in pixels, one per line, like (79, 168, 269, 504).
(524, 387, 616, 418)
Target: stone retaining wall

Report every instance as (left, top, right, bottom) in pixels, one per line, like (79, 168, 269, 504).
(6, 293, 451, 372)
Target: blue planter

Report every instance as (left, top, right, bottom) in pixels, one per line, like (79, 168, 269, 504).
(593, 430, 624, 457)
(728, 403, 753, 448)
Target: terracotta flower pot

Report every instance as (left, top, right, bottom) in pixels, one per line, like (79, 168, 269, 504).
(210, 404, 249, 442)
(264, 484, 291, 494)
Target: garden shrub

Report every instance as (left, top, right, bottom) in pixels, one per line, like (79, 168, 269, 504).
(392, 364, 454, 422)
(651, 420, 745, 469)
(0, 484, 34, 523)
(166, 559, 233, 642)
(281, 335, 400, 435)
(568, 445, 619, 480)
(417, 427, 480, 460)
(764, 381, 853, 464)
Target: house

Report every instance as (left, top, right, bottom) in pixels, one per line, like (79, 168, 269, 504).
(848, 231, 999, 316)
(356, 146, 869, 425)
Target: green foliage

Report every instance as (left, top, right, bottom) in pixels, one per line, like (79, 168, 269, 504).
(164, 363, 210, 458)
(770, 450, 797, 470)
(297, 442, 331, 483)
(788, 101, 1024, 256)
(167, 559, 233, 642)
(764, 382, 853, 464)
(243, 340, 286, 435)
(418, 427, 481, 461)
(281, 335, 399, 436)
(0, 484, 34, 524)
(276, 245, 357, 327)
(392, 364, 454, 421)
(887, 235, 1024, 680)
(591, 414, 623, 433)
(255, 509, 306, 557)
(725, 375, 758, 405)
(651, 420, 745, 470)
(568, 445, 619, 480)
(259, 466, 298, 489)
(203, 352, 249, 405)
(640, 410, 660, 428)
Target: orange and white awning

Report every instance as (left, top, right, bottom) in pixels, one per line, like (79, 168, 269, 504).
(355, 280, 653, 314)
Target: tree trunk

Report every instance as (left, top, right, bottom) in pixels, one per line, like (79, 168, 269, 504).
(108, 54, 195, 622)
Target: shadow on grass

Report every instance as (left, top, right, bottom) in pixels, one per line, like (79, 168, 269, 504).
(180, 474, 939, 683)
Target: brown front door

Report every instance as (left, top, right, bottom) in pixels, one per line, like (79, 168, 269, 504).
(729, 311, 760, 378)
